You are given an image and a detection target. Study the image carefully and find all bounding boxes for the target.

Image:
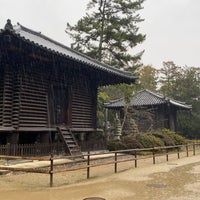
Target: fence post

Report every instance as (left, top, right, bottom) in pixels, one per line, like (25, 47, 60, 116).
(193, 143, 196, 156)
(6, 143, 10, 156)
(5, 143, 11, 165)
(114, 152, 117, 173)
(166, 149, 169, 162)
(50, 154, 54, 187)
(152, 148, 156, 164)
(186, 145, 189, 157)
(134, 151, 137, 168)
(177, 147, 180, 159)
(87, 151, 90, 179)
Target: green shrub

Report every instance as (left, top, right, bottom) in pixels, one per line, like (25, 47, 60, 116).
(106, 139, 126, 151)
(121, 135, 143, 149)
(173, 134, 187, 145)
(135, 133, 164, 148)
(106, 129, 187, 151)
(158, 129, 187, 145)
(152, 132, 175, 146)
(107, 135, 142, 151)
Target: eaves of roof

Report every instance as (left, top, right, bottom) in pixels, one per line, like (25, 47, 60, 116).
(104, 98, 125, 108)
(0, 20, 136, 84)
(169, 99, 192, 109)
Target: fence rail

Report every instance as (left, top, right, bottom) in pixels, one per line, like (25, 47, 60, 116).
(0, 143, 67, 157)
(0, 143, 199, 187)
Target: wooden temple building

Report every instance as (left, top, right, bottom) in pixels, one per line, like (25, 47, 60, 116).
(104, 89, 192, 132)
(0, 19, 136, 155)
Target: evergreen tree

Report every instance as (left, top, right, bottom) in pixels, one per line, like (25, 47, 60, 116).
(158, 61, 200, 138)
(176, 67, 200, 102)
(175, 67, 200, 139)
(159, 61, 182, 98)
(138, 65, 158, 91)
(66, 0, 145, 71)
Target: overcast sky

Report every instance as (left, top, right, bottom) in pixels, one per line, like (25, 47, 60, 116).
(0, 0, 199, 68)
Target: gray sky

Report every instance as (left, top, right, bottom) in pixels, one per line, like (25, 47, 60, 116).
(0, 0, 199, 68)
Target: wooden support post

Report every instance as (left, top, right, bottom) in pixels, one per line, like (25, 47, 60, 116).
(193, 143, 196, 156)
(186, 145, 189, 157)
(166, 149, 169, 162)
(50, 154, 54, 187)
(152, 148, 155, 164)
(6, 143, 10, 157)
(87, 151, 90, 179)
(177, 147, 180, 159)
(134, 151, 137, 168)
(114, 152, 117, 173)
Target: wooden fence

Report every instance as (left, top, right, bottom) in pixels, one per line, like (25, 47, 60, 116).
(0, 143, 199, 187)
(0, 143, 67, 157)
(0, 141, 106, 157)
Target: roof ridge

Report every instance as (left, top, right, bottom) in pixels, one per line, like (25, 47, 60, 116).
(139, 89, 165, 99)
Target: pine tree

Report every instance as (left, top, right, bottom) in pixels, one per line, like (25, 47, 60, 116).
(138, 65, 158, 91)
(66, 0, 145, 71)
(159, 61, 182, 98)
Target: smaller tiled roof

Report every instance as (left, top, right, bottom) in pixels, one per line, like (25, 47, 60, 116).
(104, 89, 192, 110)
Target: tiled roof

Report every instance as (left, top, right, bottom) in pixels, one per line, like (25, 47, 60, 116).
(1, 20, 136, 84)
(105, 89, 192, 110)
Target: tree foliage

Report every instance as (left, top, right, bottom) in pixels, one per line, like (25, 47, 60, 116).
(66, 0, 145, 71)
(137, 65, 158, 91)
(158, 62, 200, 138)
(159, 61, 182, 98)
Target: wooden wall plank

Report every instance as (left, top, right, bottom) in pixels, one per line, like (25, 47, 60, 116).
(0, 68, 3, 126)
(71, 76, 96, 129)
(17, 65, 48, 128)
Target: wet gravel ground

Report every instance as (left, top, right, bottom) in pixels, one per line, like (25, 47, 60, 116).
(0, 152, 199, 200)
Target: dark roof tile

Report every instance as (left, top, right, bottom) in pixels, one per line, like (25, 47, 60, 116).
(105, 89, 192, 110)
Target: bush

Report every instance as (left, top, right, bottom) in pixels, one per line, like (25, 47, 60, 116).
(152, 132, 175, 146)
(106, 129, 187, 151)
(106, 139, 126, 151)
(158, 129, 187, 145)
(107, 135, 142, 151)
(121, 135, 143, 149)
(135, 133, 164, 148)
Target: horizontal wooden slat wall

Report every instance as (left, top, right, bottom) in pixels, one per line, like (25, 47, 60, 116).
(17, 66, 48, 128)
(71, 77, 96, 129)
(0, 68, 3, 127)
(1, 55, 98, 131)
(2, 66, 14, 127)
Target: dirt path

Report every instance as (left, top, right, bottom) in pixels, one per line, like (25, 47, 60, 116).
(0, 154, 200, 200)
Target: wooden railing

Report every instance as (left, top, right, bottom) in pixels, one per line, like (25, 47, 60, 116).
(0, 143, 67, 157)
(0, 143, 199, 187)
